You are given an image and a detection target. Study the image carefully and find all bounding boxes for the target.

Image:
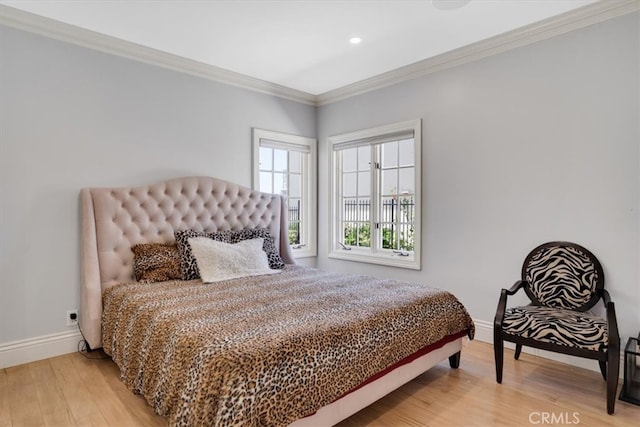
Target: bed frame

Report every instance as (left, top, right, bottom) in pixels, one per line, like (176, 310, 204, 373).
(80, 176, 464, 425)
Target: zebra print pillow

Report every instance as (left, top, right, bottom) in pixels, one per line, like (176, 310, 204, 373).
(524, 245, 598, 310)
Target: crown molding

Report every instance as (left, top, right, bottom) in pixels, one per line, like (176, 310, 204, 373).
(316, 0, 640, 106)
(1, 1, 637, 108)
(0, 5, 317, 106)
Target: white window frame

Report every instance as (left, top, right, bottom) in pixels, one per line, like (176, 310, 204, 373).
(328, 119, 421, 270)
(253, 128, 317, 258)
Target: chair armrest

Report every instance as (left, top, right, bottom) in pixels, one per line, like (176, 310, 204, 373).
(505, 280, 528, 296)
(494, 280, 527, 330)
(600, 289, 620, 349)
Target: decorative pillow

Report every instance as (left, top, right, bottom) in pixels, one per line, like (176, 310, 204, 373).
(188, 237, 281, 283)
(131, 243, 182, 283)
(227, 228, 285, 270)
(175, 229, 233, 280)
(175, 228, 285, 280)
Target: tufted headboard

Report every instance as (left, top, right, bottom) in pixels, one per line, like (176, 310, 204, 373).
(80, 176, 295, 350)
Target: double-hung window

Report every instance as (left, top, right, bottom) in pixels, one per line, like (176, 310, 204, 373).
(253, 128, 317, 258)
(329, 119, 421, 269)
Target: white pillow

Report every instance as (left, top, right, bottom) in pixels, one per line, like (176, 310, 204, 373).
(188, 236, 281, 283)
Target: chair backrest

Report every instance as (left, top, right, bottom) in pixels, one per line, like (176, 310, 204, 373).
(521, 241, 604, 311)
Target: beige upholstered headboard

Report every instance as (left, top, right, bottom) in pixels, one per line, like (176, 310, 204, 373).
(80, 176, 295, 350)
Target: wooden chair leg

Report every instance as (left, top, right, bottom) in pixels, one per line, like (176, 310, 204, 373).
(514, 344, 522, 360)
(494, 335, 504, 383)
(598, 361, 607, 381)
(448, 351, 461, 369)
(606, 349, 619, 414)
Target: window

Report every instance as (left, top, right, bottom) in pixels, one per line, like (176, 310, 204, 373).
(253, 128, 317, 258)
(329, 120, 421, 269)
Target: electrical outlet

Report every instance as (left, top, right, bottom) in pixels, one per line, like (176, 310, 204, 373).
(66, 309, 78, 327)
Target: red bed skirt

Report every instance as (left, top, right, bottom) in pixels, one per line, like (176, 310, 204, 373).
(301, 328, 469, 420)
(342, 329, 468, 398)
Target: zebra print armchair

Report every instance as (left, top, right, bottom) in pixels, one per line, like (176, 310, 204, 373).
(493, 241, 620, 414)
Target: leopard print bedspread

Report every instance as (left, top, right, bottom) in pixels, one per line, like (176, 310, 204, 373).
(102, 266, 474, 426)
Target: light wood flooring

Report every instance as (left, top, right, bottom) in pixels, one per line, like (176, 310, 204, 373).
(2, 340, 638, 426)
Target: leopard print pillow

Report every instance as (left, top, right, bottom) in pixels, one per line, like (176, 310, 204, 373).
(175, 230, 233, 280)
(131, 243, 182, 283)
(175, 228, 285, 280)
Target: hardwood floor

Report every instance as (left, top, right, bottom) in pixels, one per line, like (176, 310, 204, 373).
(2, 340, 638, 426)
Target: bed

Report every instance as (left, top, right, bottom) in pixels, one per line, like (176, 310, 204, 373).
(80, 176, 474, 426)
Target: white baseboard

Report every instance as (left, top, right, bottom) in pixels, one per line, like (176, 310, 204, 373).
(0, 319, 624, 377)
(0, 329, 83, 369)
(473, 318, 624, 379)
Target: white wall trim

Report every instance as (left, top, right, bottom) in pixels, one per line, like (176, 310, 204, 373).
(327, 119, 422, 270)
(252, 128, 319, 259)
(0, 5, 317, 106)
(316, 0, 640, 105)
(0, 330, 83, 369)
(473, 318, 625, 379)
(1, 2, 637, 107)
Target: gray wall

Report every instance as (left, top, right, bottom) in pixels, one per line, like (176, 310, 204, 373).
(317, 12, 640, 342)
(1, 12, 638, 350)
(0, 25, 316, 344)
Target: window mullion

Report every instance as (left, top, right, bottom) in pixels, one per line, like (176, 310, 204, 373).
(354, 151, 361, 248)
(337, 151, 344, 249)
(371, 144, 380, 254)
(286, 151, 294, 246)
(300, 154, 306, 246)
(270, 149, 275, 195)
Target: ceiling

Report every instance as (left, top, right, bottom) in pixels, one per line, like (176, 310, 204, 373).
(1, 0, 600, 95)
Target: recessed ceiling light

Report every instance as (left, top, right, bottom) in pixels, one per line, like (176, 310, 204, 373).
(349, 37, 362, 45)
